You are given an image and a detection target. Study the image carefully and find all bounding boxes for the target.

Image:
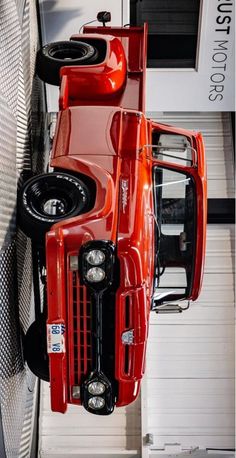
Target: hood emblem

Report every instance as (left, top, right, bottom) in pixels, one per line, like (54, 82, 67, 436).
(121, 179, 129, 213)
(122, 329, 134, 345)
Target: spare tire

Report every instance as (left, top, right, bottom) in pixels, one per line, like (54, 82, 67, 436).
(36, 40, 98, 86)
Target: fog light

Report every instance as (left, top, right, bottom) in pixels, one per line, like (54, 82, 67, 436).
(85, 267, 105, 283)
(86, 250, 105, 266)
(88, 396, 105, 410)
(88, 381, 105, 395)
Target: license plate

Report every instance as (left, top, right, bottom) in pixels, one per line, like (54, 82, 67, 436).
(47, 323, 65, 353)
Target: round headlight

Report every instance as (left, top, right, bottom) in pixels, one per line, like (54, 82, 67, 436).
(85, 267, 105, 283)
(88, 381, 105, 396)
(88, 396, 105, 410)
(86, 250, 105, 266)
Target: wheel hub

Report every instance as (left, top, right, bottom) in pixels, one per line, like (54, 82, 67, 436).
(43, 199, 66, 216)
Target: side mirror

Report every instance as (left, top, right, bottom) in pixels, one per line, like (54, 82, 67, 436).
(97, 11, 111, 26)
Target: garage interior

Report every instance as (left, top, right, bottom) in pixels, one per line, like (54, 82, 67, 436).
(0, 1, 234, 457)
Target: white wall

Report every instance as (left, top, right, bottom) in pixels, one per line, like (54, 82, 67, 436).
(142, 224, 235, 453)
(39, 0, 123, 44)
(38, 383, 141, 457)
(141, 112, 235, 456)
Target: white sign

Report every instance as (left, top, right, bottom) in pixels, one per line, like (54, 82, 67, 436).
(145, 0, 235, 111)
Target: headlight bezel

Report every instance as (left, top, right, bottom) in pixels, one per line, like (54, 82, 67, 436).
(79, 240, 116, 291)
(82, 371, 114, 415)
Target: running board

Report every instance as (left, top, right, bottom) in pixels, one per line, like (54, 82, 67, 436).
(152, 302, 190, 314)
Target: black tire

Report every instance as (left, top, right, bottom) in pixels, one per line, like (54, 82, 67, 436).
(36, 40, 98, 85)
(18, 172, 90, 240)
(24, 317, 49, 382)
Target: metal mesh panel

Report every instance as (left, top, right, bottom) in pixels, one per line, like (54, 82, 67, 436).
(0, 243, 28, 457)
(0, 0, 45, 456)
(0, 94, 17, 249)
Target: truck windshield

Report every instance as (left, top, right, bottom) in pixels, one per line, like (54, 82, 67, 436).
(153, 166, 196, 304)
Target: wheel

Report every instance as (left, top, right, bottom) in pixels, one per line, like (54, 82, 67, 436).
(18, 172, 90, 240)
(24, 317, 49, 382)
(36, 40, 98, 85)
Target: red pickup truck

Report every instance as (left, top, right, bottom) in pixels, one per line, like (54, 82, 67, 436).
(18, 16, 207, 415)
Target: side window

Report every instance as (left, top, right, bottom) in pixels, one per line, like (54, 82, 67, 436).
(152, 131, 194, 167)
(157, 266, 187, 299)
(156, 168, 192, 235)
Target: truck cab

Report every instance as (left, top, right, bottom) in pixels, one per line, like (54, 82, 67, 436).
(18, 16, 207, 415)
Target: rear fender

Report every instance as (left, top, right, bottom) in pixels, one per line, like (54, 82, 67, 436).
(59, 35, 127, 108)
